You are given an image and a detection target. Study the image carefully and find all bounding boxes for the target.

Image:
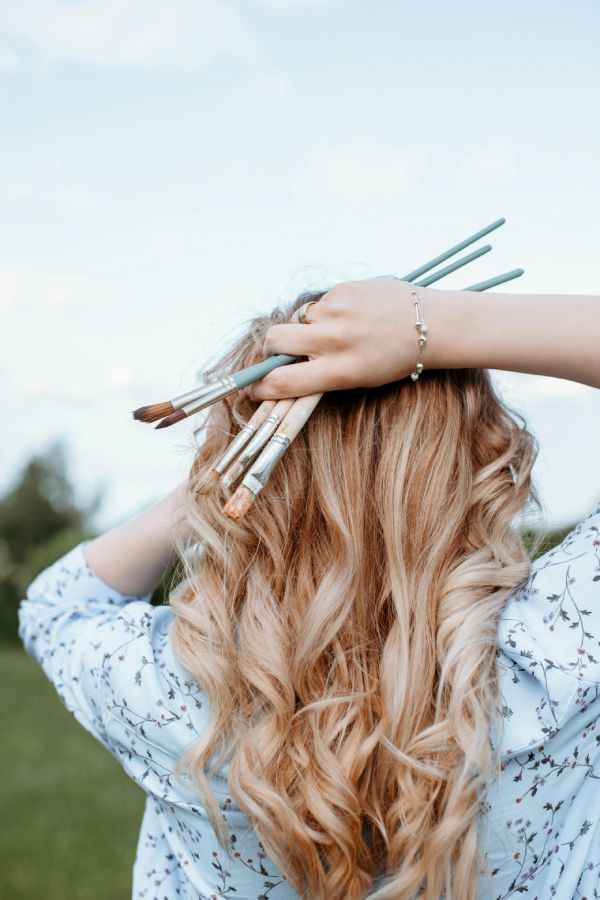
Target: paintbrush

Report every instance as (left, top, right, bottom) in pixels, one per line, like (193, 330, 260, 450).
(197, 400, 278, 488)
(132, 218, 507, 429)
(215, 242, 512, 491)
(221, 264, 525, 521)
(219, 398, 295, 488)
(222, 393, 323, 521)
(132, 354, 297, 426)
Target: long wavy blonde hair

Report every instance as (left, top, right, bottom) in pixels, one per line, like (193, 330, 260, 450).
(168, 288, 540, 899)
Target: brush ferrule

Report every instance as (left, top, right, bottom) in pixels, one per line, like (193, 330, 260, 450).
(212, 424, 257, 474)
(173, 375, 238, 414)
(235, 413, 280, 468)
(219, 464, 242, 490)
(241, 433, 291, 497)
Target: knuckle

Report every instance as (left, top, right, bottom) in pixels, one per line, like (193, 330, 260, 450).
(251, 383, 274, 401)
(262, 324, 281, 354)
(322, 321, 352, 351)
(332, 362, 354, 390)
(265, 366, 291, 395)
(322, 281, 359, 317)
(323, 292, 345, 316)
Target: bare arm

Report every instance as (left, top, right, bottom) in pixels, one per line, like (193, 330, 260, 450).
(81, 480, 192, 597)
(430, 288, 600, 387)
(248, 279, 600, 399)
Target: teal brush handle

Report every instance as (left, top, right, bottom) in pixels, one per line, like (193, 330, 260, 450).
(233, 354, 298, 388)
(401, 217, 505, 282)
(464, 269, 524, 292)
(414, 244, 492, 287)
(224, 225, 521, 392)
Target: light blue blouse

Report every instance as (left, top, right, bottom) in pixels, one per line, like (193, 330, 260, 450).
(18, 497, 600, 899)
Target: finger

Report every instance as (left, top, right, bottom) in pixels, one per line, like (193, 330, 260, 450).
(249, 357, 345, 400)
(263, 322, 324, 357)
(290, 299, 323, 325)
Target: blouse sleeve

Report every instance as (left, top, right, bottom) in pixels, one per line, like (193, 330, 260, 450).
(19, 541, 225, 803)
(17, 540, 155, 753)
(496, 496, 600, 752)
(18, 540, 211, 803)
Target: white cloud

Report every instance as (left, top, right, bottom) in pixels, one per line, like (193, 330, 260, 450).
(4, 363, 157, 407)
(1, 180, 35, 201)
(0, 268, 19, 312)
(52, 184, 104, 211)
(17, 376, 92, 402)
(0, 0, 259, 69)
(251, 0, 340, 8)
(0, 265, 114, 310)
(298, 137, 428, 200)
(256, 70, 287, 100)
(455, 143, 518, 188)
(103, 360, 138, 390)
(0, 44, 17, 69)
(157, 233, 179, 249)
(0, 177, 103, 211)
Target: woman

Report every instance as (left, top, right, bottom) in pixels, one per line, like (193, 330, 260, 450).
(19, 277, 600, 899)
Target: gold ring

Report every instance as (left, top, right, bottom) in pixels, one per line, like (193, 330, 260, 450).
(297, 300, 318, 324)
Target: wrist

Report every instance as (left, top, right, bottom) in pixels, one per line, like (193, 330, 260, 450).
(417, 286, 474, 371)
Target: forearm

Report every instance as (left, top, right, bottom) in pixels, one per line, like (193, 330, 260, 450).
(250, 279, 600, 401)
(82, 480, 192, 597)
(425, 288, 600, 388)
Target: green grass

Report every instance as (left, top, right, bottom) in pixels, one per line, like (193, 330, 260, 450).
(0, 646, 145, 900)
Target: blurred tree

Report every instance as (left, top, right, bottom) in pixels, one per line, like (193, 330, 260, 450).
(0, 439, 100, 644)
(0, 439, 172, 645)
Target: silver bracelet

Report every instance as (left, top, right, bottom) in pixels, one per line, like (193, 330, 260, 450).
(409, 286, 428, 381)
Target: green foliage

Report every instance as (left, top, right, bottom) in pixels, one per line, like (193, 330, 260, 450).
(0, 439, 99, 557)
(0, 440, 101, 644)
(0, 440, 174, 645)
(522, 523, 574, 561)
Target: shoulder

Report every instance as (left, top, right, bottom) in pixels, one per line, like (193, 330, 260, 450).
(495, 497, 600, 754)
(500, 497, 600, 682)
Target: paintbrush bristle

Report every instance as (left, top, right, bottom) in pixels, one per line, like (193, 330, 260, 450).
(222, 486, 256, 521)
(155, 409, 186, 429)
(195, 470, 219, 494)
(132, 400, 174, 423)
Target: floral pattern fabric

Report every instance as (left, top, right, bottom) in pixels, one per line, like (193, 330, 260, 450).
(17, 497, 600, 899)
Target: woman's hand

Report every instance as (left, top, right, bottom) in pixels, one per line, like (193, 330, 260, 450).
(249, 279, 600, 398)
(249, 279, 446, 400)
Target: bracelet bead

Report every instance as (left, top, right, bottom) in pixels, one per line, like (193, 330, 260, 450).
(409, 286, 427, 381)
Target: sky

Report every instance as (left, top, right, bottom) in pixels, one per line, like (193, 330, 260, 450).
(0, 0, 598, 532)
